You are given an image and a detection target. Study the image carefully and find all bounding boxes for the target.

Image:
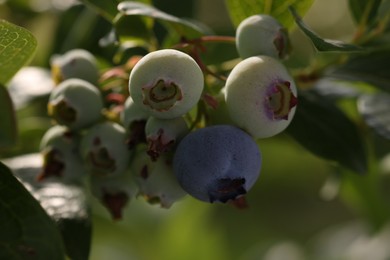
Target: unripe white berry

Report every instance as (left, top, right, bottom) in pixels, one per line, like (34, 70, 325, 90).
(129, 49, 204, 119)
(236, 14, 290, 59)
(38, 125, 85, 183)
(145, 116, 188, 160)
(80, 122, 131, 177)
(51, 49, 99, 85)
(47, 79, 103, 131)
(90, 172, 137, 220)
(131, 147, 186, 208)
(225, 55, 297, 138)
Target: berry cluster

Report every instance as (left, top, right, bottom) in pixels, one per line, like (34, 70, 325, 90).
(39, 14, 297, 219)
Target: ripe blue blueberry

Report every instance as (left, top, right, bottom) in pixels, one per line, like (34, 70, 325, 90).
(173, 125, 262, 203)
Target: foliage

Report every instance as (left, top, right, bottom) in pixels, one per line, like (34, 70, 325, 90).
(1, 0, 390, 259)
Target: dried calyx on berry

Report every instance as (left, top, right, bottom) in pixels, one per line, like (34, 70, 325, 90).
(38, 125, 85, 183)
(80, 122, 131, 177)
(47, 78, 103, 131)
(224, 55, 297, 138)
(50, 49, 99, 85)
(129, 49, 204, 119)
(145, 116, 188, 161)
(131, 146, 186, 208)
(173, 125, 262, 204)
(236, 14, 291, 59)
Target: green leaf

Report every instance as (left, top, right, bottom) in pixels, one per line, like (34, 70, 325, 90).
(117, 1, 209, 39)
(113, 13, 154, 49)
(225, 0, 314, 28)
(0, 161, 66, 260)
(339, 166, 390, 229)
(378, 0, 390, 20)
(327, 49, 390, 92)
(0, 20, 37, 85)
(79, 0, 121, 20)
(79, 0, 151, 21)
(4, 153, 92, 260)
(289, 7, 363, 52)
(357, 93, 390, 140)
(287, 90, 368, 174)
(0, 85, 17, 148)
(348, 0, 381, 26)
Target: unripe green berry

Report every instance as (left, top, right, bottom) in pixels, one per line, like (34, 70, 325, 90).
(145, 116, 189, 161)
(38, 125, 85, 183)
(121, 97, 150, 130)
(120, 97, 149, 149)
(51, 49, 99, 85)
(225, 55, 297, 138)
(90, 173, 137, 220)
(47, 79, 103, 131)
(131, 147, 186, 208)
(80, 122, 131, 177)
(236, 14, 290, 59)
(129, 49, 204, 119)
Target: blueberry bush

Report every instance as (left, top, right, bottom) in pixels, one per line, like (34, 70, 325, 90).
(1, 0, 390, 259)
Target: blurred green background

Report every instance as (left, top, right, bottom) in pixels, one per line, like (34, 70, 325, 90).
(2, 0, 390, 259)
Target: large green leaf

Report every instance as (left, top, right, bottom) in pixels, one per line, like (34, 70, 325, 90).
(357, 93, 390, 140)
(287, 90, 367, 174)
(378, 0, 390, 21)
(0, 85, 17, 148)
(339, 166, 390, 229)
(4, 153, 92, 260)
(348, 0, 382, 26)
(225, 0, 314, 28)
(79, 0, 121, 20)
(289, 7, 363, 52)
(0, 20, 37, 85)
(117, 1, 209, 39)
(79, 0, 151, 21)
(327, 49, 390, 92)
(0, 161, 65, 260)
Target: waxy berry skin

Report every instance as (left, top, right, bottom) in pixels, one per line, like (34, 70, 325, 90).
(145, 116, 189, 161)
(173, 125, 261, 203)
(51, 49, 99, 85)
(38, 125, 85, 183)
(80, 122, 131, 177)
(121, 97, 149, 130)
(47, 78, 103, 131)
(236, 14, 290, 59)
(120, 97, 149, 149)
(224, 55, 297, 139)
(131, 149, 187, 208)
(90, 172, 137, 220)
(128, 49, 204, 119)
